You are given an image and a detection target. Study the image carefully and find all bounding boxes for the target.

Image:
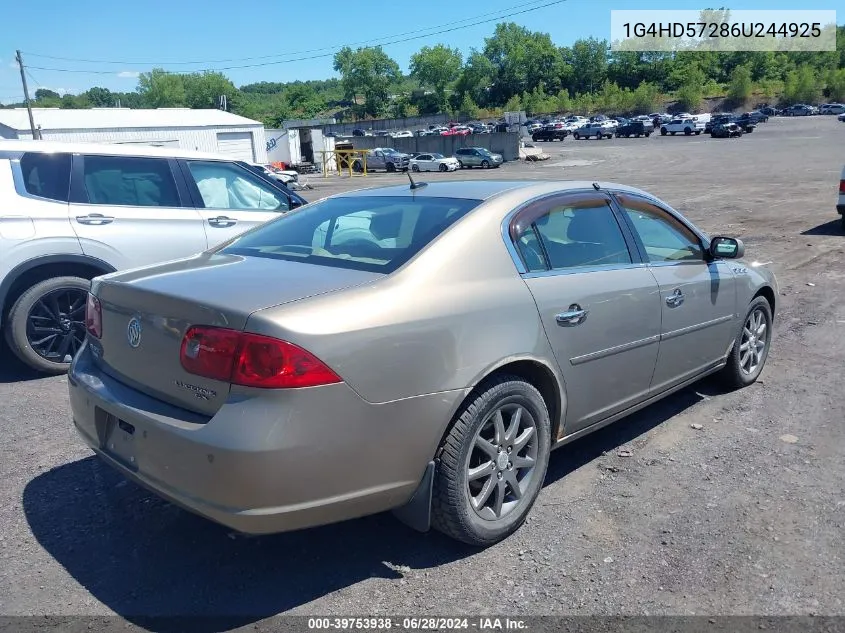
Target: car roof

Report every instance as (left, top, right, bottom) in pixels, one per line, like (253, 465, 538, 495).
(0, 139, 229, 161)
(332, 179, 658, 202)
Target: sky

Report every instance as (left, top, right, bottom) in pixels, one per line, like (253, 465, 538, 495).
(0, 0, 840, 103)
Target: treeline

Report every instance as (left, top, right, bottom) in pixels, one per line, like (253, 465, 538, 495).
(4, 22, 843, 126)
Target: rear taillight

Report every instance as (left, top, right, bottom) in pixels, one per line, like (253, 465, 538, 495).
(180, 326, 342, 389)
(839, 180, 845, 194)
(85, 293, 102, 339)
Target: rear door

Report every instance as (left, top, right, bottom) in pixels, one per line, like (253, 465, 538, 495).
(613, 192, 737, 393)
(179, 159, 291, 248)
(511, 191, 662, 434)
(68, 154, 208, 270)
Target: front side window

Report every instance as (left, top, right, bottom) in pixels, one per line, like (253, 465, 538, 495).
(19, 152, 71, 202)
(514, 198, 633, 271)
(186, 160, 288, 212)
(618, 197, 704, 263)
(81, 155, 180, 207)
(219, 195, 482, 273)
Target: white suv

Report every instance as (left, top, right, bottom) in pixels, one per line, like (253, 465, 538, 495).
(0, 140, 306, 373)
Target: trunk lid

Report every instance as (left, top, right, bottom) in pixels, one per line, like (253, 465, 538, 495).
(92, 253, 382, 416)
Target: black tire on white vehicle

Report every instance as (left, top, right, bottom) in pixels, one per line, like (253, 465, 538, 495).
(5, 276, 91, 375)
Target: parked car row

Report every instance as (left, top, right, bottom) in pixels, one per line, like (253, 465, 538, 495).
(344, 121, 505, 139)
(350, 146, 504, 172)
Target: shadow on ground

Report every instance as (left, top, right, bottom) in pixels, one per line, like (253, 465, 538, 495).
(0, 342, 45, 384)
(802, 219, 843, 236)
(23, 378, 717, 631)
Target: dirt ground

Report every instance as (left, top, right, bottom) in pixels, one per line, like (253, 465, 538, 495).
(1, 116, 843, 624)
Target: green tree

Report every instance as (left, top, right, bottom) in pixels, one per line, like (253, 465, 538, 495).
(85, 86, 114, 107)
(332, 46, 401, 118)
(138, 69, 186, 107)
(34, 88, 60, 101)
(410, 44, 462, 112)
(631, 82, 661, 114)
(483, 22, 570, 104)
(183, 71, 237, 109)
(782, 65, 820, 104)
(567, 37, 608, 94)
(824, 68, 845, 102)
(726, 64, 753, 107)
(503, 94, 522, 112)
(458, 93, 480, 118)
(452, 50, 496, 110)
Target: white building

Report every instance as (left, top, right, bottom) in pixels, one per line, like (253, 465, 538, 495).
(265, 126, 335, 171)
(0, 107, 267, 163)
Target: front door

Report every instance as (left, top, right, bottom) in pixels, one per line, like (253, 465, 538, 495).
(512, 191, 663, 434)
(68, 154, 208, 270)
(613, 193, 738, 393)
(180, 159, 290, 248)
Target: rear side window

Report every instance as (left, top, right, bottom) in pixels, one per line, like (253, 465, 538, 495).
(81, 155, 180, 207)
(219, 195, 482, 273)
(186, 160, 288, 212)
(19, 152, 71, 202)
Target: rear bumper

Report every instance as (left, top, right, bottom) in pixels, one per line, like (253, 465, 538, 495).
(68, 343, 459, 534)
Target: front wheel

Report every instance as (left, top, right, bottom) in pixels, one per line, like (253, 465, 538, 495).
(386, 163, 396, 173)
(720, 297, 773, 389)
(481, 160, 490, 168)
(431, 376, 551, 547)
(5, 276, 91, 374)
(439, 163, 447, 172)
(684, 128, 692, 135)
(695, 130, 701, 135)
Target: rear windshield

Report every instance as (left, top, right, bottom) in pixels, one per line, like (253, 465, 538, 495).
(217, 195, 483, 273)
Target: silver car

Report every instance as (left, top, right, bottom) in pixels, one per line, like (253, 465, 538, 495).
(68, 180, 777, 546)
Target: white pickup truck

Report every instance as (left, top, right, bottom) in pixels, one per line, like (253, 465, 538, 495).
(660, 117, 705, 136)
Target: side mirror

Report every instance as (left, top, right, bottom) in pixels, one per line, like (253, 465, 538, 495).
(709, 236, 744, 259)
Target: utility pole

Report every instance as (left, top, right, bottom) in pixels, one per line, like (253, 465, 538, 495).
(15, 50, 39, 139)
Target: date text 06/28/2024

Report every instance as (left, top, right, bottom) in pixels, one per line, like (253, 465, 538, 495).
(307, 617, 528, 631)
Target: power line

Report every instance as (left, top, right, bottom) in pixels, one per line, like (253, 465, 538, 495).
(22, 0, 556, 66)
(25, 0, 568, 74)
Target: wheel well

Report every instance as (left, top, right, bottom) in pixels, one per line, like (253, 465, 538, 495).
(442, 360, 563, 451)
(3, 262, 105, 318)
(753, 285, 776, 318)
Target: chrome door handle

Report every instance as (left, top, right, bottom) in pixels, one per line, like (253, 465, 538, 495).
(556, 304, 589, 326)
(76, 213, 114, 225)
(665, 288, 685, 307)
(207, 216, 237, 228)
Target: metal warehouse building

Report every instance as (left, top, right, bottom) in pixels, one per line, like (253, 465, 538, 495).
(0, 107, 267, 163)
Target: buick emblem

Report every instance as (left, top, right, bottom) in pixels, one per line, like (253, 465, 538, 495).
(126, 317, 142, 348)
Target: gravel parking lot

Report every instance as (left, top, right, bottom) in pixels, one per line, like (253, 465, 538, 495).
(1, 116, 843, 624)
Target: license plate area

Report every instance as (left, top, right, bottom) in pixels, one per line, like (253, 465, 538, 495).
(95, 408, 138, 471)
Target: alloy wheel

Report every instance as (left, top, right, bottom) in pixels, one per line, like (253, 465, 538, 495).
(466, 403, 539, 521)
(26, 287, 87, 363)
(739, 307, 768, 375)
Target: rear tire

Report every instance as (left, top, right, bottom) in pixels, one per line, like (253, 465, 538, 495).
(720, 297, 772, 390)
(573, 133, 581, 140)
(661, 128, 668, 135)
(5, 276, 91, 375)
(411, 164, 420, 172)
(431, 376, 551, 547)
